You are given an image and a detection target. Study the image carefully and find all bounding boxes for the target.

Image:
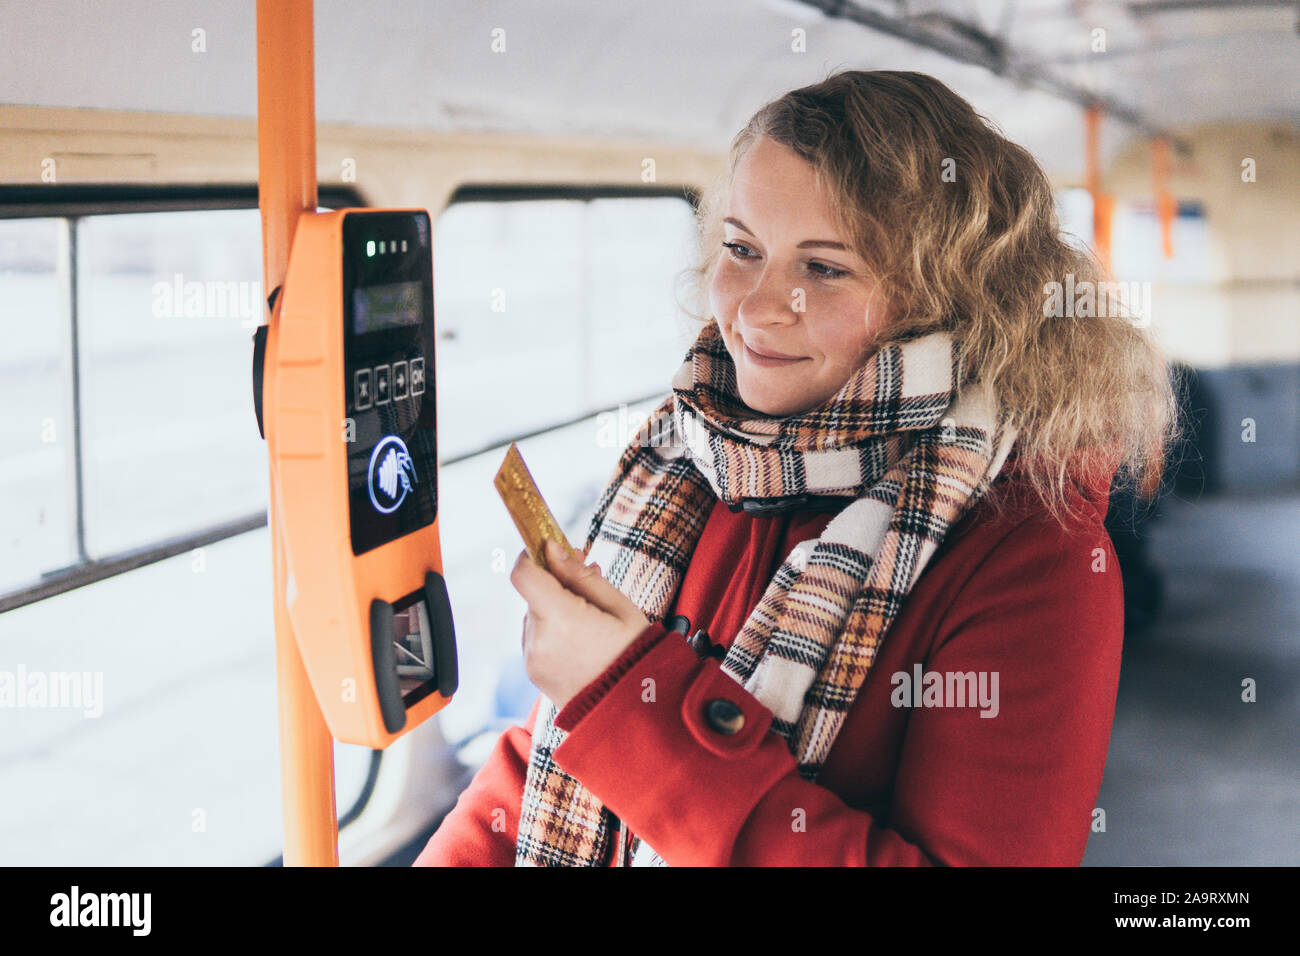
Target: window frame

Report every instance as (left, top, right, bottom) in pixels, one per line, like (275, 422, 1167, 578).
(0, 184, 364, 614)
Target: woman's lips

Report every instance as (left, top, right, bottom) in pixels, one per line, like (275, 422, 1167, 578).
(743, 341, 806, 367)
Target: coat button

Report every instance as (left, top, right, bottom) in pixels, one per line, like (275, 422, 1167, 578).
(705, 699, 745, 735)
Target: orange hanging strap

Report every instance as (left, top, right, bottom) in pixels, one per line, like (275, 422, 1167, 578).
(1153, 136, 1175, 260)
(1085, 103, 1112, 272)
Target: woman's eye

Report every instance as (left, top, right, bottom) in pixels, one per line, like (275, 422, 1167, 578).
(722, 240, 847, 281)
(806, 261, 848, 280)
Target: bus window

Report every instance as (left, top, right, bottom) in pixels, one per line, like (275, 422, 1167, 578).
(432, 194, 697, 462)
(1110, 199, 1210, 283)
(76, 209, 269, 555)
(1054, 187, 1094, 253)
(429, 193, 697, 758)
(0, 202, 373, 865)
(0, 218, 75, 594)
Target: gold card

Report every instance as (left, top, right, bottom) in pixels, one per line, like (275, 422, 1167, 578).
(494, 441, 577, 573)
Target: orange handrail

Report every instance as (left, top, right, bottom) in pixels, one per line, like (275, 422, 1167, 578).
(256, 0, 339, 867)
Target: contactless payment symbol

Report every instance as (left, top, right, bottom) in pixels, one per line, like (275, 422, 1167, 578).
(368, 435, 418, 514)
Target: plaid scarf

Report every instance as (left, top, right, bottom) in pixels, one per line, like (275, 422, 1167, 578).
(514, 318, 1018, 866)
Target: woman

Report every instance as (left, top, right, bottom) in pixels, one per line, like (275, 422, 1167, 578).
(414, 70, 1177, 867)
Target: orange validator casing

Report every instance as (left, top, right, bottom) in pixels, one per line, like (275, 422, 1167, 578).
(259, 208, 457, 748)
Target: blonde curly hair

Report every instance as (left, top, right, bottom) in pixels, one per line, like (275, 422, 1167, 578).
(680, 69, 1181, 529)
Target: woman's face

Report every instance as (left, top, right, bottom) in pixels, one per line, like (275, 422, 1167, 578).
(709, 135, 891, 417)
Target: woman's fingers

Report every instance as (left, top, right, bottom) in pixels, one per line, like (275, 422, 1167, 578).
(510, 547, 578, 621)
(543, 541, 637, 620)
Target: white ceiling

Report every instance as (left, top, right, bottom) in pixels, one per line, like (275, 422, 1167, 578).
(1, 0, 1296, 180)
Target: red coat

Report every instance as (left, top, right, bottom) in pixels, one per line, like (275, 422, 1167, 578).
(414, 458, 1123, 866)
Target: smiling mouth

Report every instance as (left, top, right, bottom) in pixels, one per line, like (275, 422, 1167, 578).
(743, 341, 806, 363)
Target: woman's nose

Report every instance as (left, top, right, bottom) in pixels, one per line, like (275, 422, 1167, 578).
(737, 265, 799, 328)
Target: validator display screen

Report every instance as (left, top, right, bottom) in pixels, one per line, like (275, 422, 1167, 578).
(352, 279, 422, 335)
(341, 211, 439, 556)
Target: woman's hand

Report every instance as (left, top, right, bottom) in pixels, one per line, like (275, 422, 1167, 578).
(510, 539, 652, 710)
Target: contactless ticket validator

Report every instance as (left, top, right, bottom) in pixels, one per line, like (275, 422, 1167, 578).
(256, 208, 457, 747)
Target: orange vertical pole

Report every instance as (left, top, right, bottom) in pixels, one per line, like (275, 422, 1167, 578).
(1153, 136, 1175, 259)
(257, 0, 339, 866)
(1085, 103, 1112, 272)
